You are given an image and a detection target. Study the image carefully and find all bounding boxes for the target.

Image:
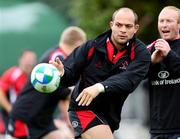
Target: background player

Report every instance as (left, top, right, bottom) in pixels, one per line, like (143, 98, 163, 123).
(0, 50, 37, 139)
(8, 26, 87, 139)
(147, 6, 180, 139)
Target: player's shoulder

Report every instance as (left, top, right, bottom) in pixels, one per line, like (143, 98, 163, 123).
(2, 66, 21, 77)
(38, 46, 58, 63)
(134, 38, 151, 59)
(6, 66, 19, 72)
(135, 38, 146, 48)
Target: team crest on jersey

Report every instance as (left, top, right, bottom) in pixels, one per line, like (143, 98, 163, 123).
(72, 121, 79, 128)
(119, 61, 129, 70)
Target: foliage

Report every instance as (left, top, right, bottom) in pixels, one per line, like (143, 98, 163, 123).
(69, 0, 124, 39)
(1, 0, 179, 43)
(68, 0, 180, 43)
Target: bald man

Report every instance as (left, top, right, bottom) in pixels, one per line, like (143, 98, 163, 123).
(148, 6, 180, 139)
(50, 7, 151, 139)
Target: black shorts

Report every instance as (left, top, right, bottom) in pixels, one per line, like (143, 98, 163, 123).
(69, 110, 108, 139)
(27, 120, 57, 139)
(151, 133, 180, 139)
(1, 110, 8, 131)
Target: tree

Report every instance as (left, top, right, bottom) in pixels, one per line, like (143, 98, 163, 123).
(68, 0, 179, 43)
(69, 0, 124, 39)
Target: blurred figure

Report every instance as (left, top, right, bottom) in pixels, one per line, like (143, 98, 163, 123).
(147, 6, 180, 139)
(114, 82, 150, 139)
(0, 111, 5, 135)
(50, 7, 150, 139)
(0, 50, 37, 139)
(9, 26, 87, 139)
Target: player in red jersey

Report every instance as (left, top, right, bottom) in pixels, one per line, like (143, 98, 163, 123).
(0, 50, 36, 139)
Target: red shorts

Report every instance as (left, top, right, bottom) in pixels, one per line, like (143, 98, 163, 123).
(69, 110, 107, 138)
(0, 114, 5, 134)
(7, 119, 29, 138)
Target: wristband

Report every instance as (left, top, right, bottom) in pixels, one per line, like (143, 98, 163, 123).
(96, 83, 105, 93)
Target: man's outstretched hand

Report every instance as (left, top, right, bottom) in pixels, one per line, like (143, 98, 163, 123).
(76, 83, 104, 106)
(49, 57, 64, 77)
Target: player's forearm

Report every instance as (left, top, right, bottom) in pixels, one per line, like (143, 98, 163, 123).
(0, 89, 12, 112)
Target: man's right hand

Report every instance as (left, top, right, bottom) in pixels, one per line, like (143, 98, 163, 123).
(151, 39, 171, 64)
(49, 57, 64, 77)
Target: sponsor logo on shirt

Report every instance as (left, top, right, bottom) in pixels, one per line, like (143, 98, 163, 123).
(151, 78, 180, 86)
(151, 70, 180, 86)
